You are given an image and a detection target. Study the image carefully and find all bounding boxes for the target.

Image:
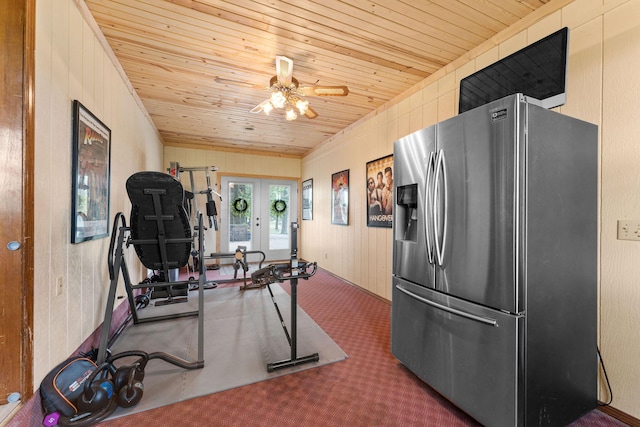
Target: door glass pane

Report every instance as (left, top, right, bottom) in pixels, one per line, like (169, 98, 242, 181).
(228, 182, 253, 250)
(268, 184, 290, 250)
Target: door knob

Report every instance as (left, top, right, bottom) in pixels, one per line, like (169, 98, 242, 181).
(7, 241, 21, 251)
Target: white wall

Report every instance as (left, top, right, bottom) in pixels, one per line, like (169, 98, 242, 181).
(599, 0, 640, 417)
(301, 0, 640, 419)
(33, 0, 164, 385)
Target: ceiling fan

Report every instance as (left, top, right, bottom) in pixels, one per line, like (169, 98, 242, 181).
(250, 56, 349, 120)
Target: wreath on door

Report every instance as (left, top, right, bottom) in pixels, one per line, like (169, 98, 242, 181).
(271, 199, 287, 217)
(231, 198, 249, 216)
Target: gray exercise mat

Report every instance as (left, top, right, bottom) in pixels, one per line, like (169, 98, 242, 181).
(106, 285, 348, 419)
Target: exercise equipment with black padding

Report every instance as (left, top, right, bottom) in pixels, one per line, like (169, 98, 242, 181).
(97, 171, 211, 370)
(127, 171, 192, 305)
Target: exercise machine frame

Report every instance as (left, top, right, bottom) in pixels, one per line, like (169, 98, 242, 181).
(96, 212, 206, 370)
(207, 246, 266, 289)
(168, 163, 221, 231)
(264, 222, 319, 372)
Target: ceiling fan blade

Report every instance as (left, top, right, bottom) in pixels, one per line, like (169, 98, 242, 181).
(298, 85, 349, 96)
(304, 106, 318, 119)
(250, 99, 271, 113)
(275, 55, 294, 86)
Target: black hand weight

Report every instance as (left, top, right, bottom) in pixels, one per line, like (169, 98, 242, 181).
(116, 379, 144, 408)
(113, 365, 144, 407)
(76, 364, 114, 414)
(112, 363, 144, 391)
(110, 351, 149, 408)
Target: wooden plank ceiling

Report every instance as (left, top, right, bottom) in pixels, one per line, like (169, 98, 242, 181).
(84, 0, 549, 157)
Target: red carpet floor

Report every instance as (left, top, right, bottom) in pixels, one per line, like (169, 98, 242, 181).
(9, 267, 628, 426)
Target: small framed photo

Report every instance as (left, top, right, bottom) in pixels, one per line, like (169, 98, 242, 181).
(366, 155, 393, 228)
(302, 178, 313, 220)
(71, 100, 111, 243)
(331, 170, 349, 225)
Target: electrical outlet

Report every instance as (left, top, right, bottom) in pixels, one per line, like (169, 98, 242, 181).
(55, 276, 64, 296)
(617, 220, 640, 241)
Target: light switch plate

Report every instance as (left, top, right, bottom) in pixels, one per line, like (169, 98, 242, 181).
(617, 220, 640, 241)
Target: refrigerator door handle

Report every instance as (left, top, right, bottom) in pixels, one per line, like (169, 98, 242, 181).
(396, 284, 498, 327)
(425, 152, 436, 263)
(433, 150, 448, 266)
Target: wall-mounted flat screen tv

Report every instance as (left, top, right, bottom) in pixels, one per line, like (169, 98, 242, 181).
(459, 27, 569, 114)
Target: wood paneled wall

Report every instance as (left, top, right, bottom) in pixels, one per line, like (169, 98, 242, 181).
(32, 0, 164, 385)
(301, 0, 640, 419)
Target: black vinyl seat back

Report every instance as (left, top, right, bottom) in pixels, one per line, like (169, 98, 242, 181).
(126, 171, 192, 272)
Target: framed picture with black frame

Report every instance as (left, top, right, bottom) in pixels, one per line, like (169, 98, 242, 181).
(366, 154, 393, 228)
(302, 178, 313, 220)
(71, 100, 112, 243)
(331, 170, 349, 225)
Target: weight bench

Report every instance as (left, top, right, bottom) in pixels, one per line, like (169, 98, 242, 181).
(96, 171, 208, 369)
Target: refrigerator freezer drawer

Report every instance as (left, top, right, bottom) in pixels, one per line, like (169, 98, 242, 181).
(391, 277, 523, 426)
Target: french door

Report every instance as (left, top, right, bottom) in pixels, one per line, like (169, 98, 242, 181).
(220, 177, 298, 261)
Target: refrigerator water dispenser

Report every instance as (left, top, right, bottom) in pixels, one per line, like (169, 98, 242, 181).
(396, 184, 418, 241)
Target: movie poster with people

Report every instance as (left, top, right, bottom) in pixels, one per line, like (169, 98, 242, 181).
(331, 170, 349, 225)
(366, 155, 393, 228)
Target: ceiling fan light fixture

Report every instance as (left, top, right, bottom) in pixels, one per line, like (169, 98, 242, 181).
(295, 98, 309, 114)
(250, 55, 348, 120)
(270, 91, 286, 109)
(285, 108, 297, 121)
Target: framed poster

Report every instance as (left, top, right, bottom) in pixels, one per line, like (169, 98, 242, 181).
(71, 100, 112, 243)
(302, 178, 313, 220)
(331, 170, 349, 225)
(366, 154, 393, 228)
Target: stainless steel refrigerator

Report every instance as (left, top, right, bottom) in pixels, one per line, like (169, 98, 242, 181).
(391, 94, 597, 426)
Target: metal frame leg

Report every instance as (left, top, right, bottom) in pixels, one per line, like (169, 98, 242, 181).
(266, 222, 319, 372)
